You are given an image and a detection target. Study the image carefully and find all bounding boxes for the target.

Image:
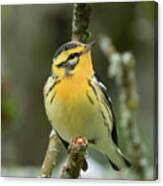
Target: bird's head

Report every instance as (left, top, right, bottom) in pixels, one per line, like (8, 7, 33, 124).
(52, 41, 96, 79)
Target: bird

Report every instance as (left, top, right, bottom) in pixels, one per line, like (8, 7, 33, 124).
(43, 40, 131, 171)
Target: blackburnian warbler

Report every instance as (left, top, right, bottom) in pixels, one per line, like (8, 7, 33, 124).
(43, 41, 131, 170)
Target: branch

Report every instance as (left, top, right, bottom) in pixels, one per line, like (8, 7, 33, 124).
(72, 3, 92, 42)
(99, 35, 149, 179)
(39, 130, 60, 178)
(60, 136, 88, 179)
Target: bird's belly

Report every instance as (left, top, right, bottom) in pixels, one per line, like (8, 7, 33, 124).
(45, 94, 106, 143)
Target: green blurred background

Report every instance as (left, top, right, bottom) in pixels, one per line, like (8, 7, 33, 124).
(1, 2, 157, 179)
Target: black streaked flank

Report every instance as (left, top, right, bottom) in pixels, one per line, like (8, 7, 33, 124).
(95, 74, 118, 145)
(86, 91, 94, 105)
(46, 79, 61, 97)
(50, 92, 56, 103)
(88, 79, 98, 100)
(100, 110, 109, 129)
(54, 42, 80, 58)
(100, 110, 106, 120)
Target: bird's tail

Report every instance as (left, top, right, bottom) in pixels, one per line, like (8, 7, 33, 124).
(104, 138, 131, 171)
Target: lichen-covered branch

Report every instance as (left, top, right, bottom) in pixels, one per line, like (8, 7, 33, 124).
(99, 35, 148, 179)
(72, 3, 92, 42)
(60, 136, 88, 179)
(39, 130, 60, 178)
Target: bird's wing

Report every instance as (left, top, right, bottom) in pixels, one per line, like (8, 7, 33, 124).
(93, 75, 118, 145)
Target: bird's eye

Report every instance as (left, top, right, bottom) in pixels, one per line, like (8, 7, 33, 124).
(68, 52, 80, 60)
(55, 52, 80, 68)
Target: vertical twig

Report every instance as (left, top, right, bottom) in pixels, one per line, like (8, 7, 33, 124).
(99, 35, 148, 179)
(72, 3, 92, 42)
(39, 130, 60, 178)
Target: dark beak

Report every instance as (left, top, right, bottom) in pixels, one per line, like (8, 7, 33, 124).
(84, 40, 96, 53)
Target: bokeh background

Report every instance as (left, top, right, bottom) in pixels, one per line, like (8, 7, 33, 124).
(1, 2, 157, 179)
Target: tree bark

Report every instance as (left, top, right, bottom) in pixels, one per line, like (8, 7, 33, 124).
(72, 3, 92, 43)
(39, 130, 60, 178)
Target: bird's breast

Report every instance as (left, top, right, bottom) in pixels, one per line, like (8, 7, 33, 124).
(45, 75, 105, 142)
